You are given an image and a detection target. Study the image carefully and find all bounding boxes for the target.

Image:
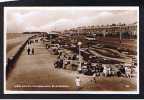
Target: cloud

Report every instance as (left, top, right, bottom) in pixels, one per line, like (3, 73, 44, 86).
(5, 7, 137, 33)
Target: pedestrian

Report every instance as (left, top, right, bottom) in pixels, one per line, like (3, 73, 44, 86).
(26, 43, 29, 50)
(75, 76, 81, 90)
(27, 48, 30, 55)
(92, 73, 96, 83)
(128, 67, 132, 78)
(107, 66, 111, 76)
(125, 66, 131, 78)
(28, 40, 30, 44)
(30, 40, 31, 44)
(26, 44, 30, 55)
(103, 64, 107, 77)
(95, 67, 99, 76)
(32, 48, 34, 55)
(60, 59, 63, 68)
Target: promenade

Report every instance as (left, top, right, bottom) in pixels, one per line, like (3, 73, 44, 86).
(6, 37, 136, 91)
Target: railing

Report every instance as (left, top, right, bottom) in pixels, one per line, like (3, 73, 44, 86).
(6, 35, 37, 79)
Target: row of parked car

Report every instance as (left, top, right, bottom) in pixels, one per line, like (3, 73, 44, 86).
(42, 35, 136, 77)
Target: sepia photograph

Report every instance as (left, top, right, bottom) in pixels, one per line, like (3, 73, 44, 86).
(4, 7, 139, 94)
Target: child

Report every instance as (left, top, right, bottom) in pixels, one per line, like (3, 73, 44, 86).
(75, 76, 81, 90)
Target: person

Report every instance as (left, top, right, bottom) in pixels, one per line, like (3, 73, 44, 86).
(99, 64, 103, 76)
(54, 59, 60, 68)
(95, 66, 99, 76)
(30, 40, 32, 44)
(120, 64, 125, 74)
(107, 66, 111, 76)
(27, 40, 30, 44)
(26, 43, 30, 55)
(59, 59, 63, 68)
(75, 76, 81, 90)
(27, 48, 30, 55)
(127, 67, 132, 78)
(30, 43, 34, 55)
(92, 73, 96, 83)
(103, 64, 107, 77)
(32, 48, 34, 55)
(72, 54, 77, 60)
(125, 66, 131, 78)
(26, 43, 29, 50)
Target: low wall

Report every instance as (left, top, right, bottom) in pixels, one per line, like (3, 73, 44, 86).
(6, 35, 37, 79)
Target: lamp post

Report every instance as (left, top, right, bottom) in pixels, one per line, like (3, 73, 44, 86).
(78, 41, 82, 71)
(103, 30, 105, 38)
(48, 32, 52, 47)
(50, 33, 51, 45)
(120, 32, 122, 43)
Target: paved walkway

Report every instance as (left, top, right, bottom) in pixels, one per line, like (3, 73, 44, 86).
(6, 38, 137, 91)
(7, 39, 88, 91)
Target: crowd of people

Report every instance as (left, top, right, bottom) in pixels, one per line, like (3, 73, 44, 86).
(52, 46, 135, 78)
(26, 39, 37, 55)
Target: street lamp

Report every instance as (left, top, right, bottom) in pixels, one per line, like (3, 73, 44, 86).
(120, 32, 122, 43)
(50, 33, 51, 45)
(78, 41, 82, 46)
(78, 41, 82, 71)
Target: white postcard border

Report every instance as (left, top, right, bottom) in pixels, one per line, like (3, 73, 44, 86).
(4, 6, 139, 94)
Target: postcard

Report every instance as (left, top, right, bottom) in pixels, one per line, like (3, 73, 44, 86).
(4, 7, 139, 94)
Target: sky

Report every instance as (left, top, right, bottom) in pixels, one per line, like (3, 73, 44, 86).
(5, 7, 138, 33)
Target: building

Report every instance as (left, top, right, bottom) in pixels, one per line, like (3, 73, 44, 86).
(63, 22, 137, 39)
